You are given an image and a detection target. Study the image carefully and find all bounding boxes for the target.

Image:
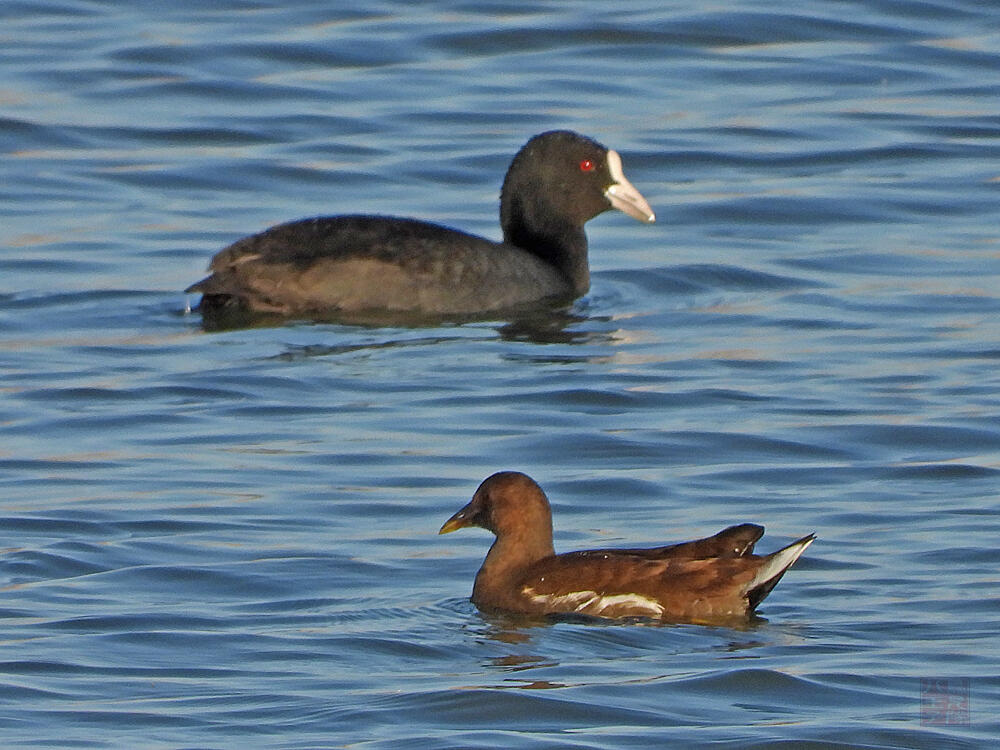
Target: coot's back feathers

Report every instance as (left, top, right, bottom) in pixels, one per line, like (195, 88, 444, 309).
(440, 471, 814, 623)
(189, 215, 572, 315)
(186, 130, 654, 319)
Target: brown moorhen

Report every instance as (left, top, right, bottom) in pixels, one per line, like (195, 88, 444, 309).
(440, 471, 815, 623)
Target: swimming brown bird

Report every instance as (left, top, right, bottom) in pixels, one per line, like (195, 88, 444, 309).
(439, 471, 815, 623)
(186, 130, 654, 319)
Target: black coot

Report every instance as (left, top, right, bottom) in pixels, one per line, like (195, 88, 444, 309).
(186, 130, 654, 318)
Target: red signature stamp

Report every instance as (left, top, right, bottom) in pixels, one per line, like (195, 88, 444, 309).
(920, 678, 970, 726)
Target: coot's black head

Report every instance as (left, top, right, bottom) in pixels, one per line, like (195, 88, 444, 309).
(499, 130, 654, 293)
(500, 130, 654, 231)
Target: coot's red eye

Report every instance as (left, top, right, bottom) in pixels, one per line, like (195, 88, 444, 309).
(579, 159, 594, 172)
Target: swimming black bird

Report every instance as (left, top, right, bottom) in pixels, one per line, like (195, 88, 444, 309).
(186, 130, 654, 319)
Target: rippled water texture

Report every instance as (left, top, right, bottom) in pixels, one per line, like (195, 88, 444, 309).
(2, 1, 999, 747)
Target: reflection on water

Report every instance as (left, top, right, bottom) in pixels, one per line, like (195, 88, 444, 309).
(192, 293, 607, 347)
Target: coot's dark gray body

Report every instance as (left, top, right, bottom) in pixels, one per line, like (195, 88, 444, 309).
(186, 130, 654, 318)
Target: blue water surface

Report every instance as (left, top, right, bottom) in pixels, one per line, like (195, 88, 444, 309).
(2, 1, 999, 748)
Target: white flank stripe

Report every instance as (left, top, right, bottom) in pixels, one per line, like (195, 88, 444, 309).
(588, 593, 665, 617)
(523, 587, 664, 617)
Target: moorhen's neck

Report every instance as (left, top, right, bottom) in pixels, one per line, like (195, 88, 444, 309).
(472, 518, 556, 607)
